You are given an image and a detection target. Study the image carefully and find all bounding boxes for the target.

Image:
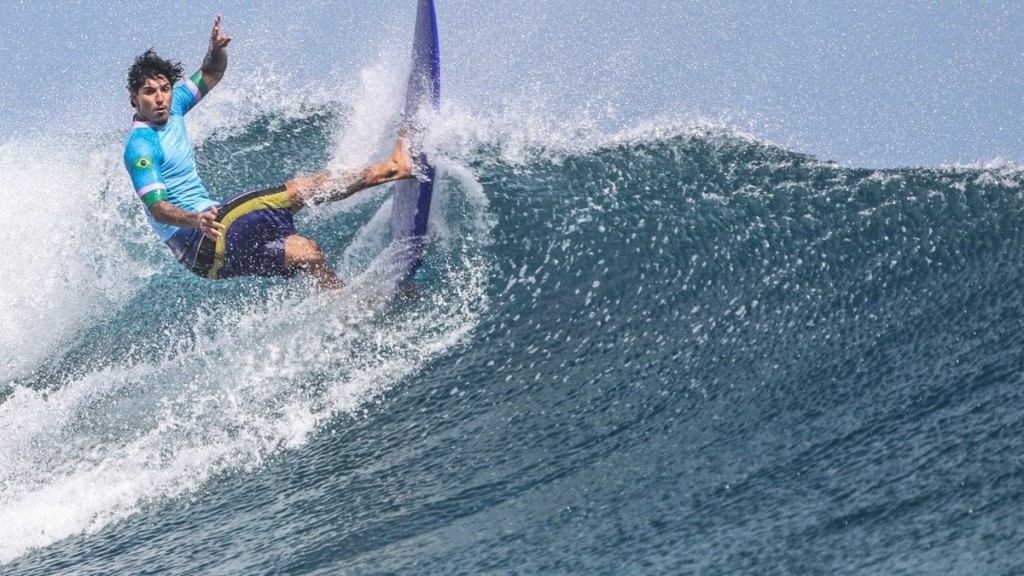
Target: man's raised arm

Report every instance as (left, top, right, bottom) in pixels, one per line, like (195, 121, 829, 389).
(200, 15, 232, 90)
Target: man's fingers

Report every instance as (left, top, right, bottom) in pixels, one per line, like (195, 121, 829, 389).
(198, 210, 224, 241)
(210, 15, 232, 47)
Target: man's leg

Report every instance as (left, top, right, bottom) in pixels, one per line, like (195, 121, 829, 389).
(284, 234, 343, 290)
(278, 136, 414, 290)
(286, 137, 414, 211)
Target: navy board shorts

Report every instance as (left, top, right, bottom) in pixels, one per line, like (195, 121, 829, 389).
(166, 185, 298, 280)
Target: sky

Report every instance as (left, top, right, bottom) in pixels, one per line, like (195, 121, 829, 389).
(0, 0, 1020, 168)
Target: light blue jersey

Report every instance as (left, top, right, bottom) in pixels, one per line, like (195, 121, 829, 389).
(123, 72, 219, 242)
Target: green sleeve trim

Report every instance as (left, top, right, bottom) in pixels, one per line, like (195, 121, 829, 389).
(141, 188, 168, 208)
(191, 71, 210, 96)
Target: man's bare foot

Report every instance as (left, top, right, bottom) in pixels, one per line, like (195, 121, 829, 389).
(388, 134, 414, 181)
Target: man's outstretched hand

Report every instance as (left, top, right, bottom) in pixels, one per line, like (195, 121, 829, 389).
(209, 14, 232, 50)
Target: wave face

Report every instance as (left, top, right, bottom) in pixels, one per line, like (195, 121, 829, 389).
(3, 101, 1024, 574)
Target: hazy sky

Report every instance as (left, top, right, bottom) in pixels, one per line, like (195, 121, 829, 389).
(0, 0, 1020, 167)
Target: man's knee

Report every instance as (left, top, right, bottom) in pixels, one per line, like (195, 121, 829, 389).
(284, 235, 326, 268)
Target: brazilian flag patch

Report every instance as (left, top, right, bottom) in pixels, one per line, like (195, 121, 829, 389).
(134, 157, 154, 171)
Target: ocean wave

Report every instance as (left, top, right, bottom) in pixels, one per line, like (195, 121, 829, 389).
(3, 105, 1024, 571)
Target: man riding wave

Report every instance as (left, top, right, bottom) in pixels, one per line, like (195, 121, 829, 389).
(124, 16, 413, 290)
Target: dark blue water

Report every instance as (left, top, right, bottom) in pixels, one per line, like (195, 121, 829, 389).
(3, 110, 1024, 574)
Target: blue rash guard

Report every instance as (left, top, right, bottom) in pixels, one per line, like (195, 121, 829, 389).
(123, 71, 298, 280)
(123, 71, 218, 243)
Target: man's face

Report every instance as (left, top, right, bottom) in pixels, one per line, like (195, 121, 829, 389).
(133, 75, 173, 124)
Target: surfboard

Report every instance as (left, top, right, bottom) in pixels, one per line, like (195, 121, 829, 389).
(388, 0, 440, 292)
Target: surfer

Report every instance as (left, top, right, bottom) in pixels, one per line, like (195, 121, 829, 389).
(123, 16, 414, 290)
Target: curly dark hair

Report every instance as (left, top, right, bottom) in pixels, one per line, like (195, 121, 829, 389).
(127, 49, 184, 103)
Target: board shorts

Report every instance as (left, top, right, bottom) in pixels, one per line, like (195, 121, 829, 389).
(166, 185, 298, 280)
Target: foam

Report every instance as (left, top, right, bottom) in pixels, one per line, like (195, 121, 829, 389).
(0, 80, 492, 564)
(0, 135, 148, 383)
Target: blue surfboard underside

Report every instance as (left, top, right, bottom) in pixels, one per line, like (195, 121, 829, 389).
(388, 0, 440, 290)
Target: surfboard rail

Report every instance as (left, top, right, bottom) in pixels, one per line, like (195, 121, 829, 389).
(388, 0, 440, 291)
